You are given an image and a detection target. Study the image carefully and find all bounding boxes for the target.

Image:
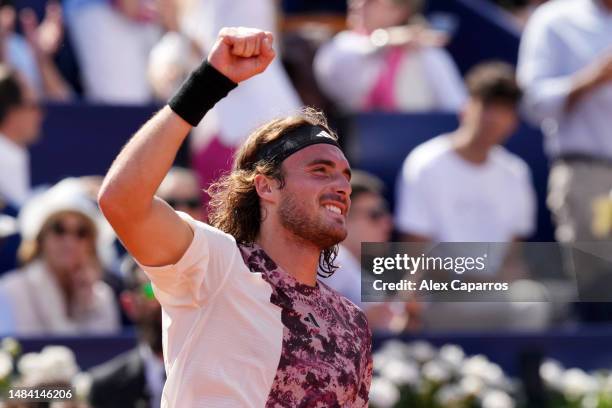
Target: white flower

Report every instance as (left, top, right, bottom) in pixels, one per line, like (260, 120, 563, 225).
(380, 340, 411, 360)
(481, 389, 515, 408)
(1, 338, 20, 358)
(540, 359, 564, 391)
(438, 344, 464, 371)
(0, 350, 12, 380)
(459, 376, 485, 396)
(17, 352, 42, 385)
(369, 377, 400, 408)
(436, 384, 465, 405)
(561, 368, 598, 399)
(72, 372, 93, 401)
(39, 346, 79, 384)
(381, 359, 420, 387)
(422, 360, 451, 384)
(408, 341, 436, 363)
(462, 355, 506, 388)
(17, 346, 79, 386)
(462, 355, 490, 378)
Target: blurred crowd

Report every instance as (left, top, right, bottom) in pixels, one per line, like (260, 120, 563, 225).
(0, 0, 611, 405)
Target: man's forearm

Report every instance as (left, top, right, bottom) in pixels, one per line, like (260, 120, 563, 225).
(99, 62, 237, 219)
(566, 55, 612, 112)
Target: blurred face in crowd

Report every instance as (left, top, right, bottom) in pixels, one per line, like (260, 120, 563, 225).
(345, 192, 392, 249)
(348, 0, 412, 33)
(158, 169, 204, 221)
(463, 99, 518, 148)
(39, 211, 96, 278)
(121, 268, 163, 354)
(5, 76, 43, 146)
(271, 144, 352, 250)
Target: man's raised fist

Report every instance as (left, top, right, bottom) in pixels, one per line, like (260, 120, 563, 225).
(208, 27, 275, 84)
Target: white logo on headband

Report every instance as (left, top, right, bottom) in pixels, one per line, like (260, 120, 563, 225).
(315, 130, 334, 140)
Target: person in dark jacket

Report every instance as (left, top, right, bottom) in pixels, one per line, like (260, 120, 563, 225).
(88, 256, 164, 408)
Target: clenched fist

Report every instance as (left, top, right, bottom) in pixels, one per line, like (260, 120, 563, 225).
(208, 27, 275, 84)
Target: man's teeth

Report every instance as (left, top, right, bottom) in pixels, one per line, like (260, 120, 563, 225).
(324, 204, 342, 214)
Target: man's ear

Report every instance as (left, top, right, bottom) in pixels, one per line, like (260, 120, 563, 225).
(254, 174, 279, 204)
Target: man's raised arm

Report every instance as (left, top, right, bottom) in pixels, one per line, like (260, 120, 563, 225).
(98, 27, 275, 267)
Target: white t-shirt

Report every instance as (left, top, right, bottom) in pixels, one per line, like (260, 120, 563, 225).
(138, 213, 372, 408)
(395, 135, 536, 242)
(323, 245, 362, 308)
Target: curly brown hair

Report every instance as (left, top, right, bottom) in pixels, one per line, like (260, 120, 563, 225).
(207, 107, 341, 277)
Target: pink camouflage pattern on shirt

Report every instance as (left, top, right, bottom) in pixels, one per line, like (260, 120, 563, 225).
(238, 243, 373, 407)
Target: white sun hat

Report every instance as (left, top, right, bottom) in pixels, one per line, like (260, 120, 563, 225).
(18, 178, 103, 242)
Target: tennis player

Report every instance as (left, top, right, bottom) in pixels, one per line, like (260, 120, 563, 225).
(98, 27, 372, 407)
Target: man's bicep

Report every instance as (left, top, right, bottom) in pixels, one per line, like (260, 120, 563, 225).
(109, 197, 194, 268)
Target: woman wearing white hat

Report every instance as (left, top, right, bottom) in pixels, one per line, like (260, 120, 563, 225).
(0, 178, 120, 335)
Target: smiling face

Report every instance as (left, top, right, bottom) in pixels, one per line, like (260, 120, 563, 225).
(273, 144, 352, 250)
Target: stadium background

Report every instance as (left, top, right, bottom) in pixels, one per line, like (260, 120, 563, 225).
(0, 0, 611, 406)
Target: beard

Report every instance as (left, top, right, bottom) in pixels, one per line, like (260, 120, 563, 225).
(277, 190, 347, 250)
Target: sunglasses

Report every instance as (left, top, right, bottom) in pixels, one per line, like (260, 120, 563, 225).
(166, 198, 201, 210)
(49, 221, 92, 240)
(351, 206, 390, 222)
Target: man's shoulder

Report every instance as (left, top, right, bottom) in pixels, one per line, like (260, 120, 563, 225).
(401, 135, 454, 178)
(177, 212, 239, 258)
(320, 281, 369, 327)
(489, 146, 532, 179)
(529, 0, 583, 27)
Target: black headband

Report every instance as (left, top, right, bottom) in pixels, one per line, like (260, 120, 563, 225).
(254, 125, 341, 166)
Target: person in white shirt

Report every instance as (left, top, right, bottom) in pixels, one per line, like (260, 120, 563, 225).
(0, 65, 43, 207)
(518, 0, 612, 243)
(517, 0, 612, 320)
(395, 62, 549, 330)
(314, 0, 466, 112)
(396, 62, 536, 242)
(64, 0, 162, 104)
(0, 178, 120, 335)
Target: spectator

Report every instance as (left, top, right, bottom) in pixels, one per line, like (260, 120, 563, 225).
(157, 166, 205, 221)
(0, 1, 72, 101)
(396, 62, 535, 242)
(88, 256, 164, 408)
(324, 170, 413, 331)
(518, 0, 612, 321)
(0, 178, 120, 335)
(518, 0, 612, 244)
(314, 0, 466, 113)
(395, 62, 548, 330)
(0, 65, 43, 207)
(64, 0, 163, 103)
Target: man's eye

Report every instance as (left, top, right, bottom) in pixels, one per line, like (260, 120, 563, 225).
(313, 167, 326, 173)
